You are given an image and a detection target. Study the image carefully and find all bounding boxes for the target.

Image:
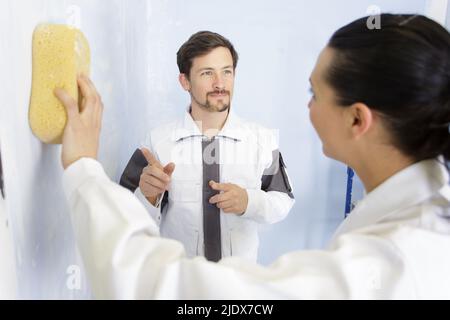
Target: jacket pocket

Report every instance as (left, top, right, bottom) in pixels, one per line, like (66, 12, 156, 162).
(228, 223, 259, 261)
(181, 229, 201, 258)
(232, 178, 261, 190)
(169, 180, 201, 202)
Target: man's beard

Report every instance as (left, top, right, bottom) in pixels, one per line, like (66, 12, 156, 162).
(192, 90, 231, 113)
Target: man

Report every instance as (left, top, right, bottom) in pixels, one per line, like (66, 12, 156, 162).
(119, 31, 295, 262)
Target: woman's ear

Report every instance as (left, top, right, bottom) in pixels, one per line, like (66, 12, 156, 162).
(348, 102, 374, 139)
(179, 74, 191, 92)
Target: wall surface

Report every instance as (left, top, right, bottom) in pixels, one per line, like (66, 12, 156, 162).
(447, 0, 450, 28)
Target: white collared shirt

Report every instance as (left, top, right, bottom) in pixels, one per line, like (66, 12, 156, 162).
(134, 110, 295, 261)
(64, 157, 450, 299)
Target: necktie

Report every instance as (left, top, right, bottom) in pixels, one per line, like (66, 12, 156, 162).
(202, 137, 221, 262)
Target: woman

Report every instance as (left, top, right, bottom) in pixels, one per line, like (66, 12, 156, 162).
(56, 14, 450, 299)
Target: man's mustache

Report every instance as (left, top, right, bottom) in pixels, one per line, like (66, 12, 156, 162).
(207, 90, 230, 96)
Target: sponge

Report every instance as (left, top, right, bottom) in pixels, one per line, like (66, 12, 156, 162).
(29, 24, 90, 144)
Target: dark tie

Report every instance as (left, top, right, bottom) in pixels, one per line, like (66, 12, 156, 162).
(202, 137, 221, 262)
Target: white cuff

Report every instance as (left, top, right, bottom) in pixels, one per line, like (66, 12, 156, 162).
(63, 158, 108, 200)
(134, 187, 163, 224)
(155, 192, 166, 208)
(241, 188, 263, 221)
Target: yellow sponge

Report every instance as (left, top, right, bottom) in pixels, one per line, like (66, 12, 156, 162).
(29, 24, 90, 144)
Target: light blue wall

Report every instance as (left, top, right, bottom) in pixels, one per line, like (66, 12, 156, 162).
(0, 0, 429, 298)
(447, 1, 450, 29)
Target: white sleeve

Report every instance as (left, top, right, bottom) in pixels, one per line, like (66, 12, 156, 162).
(121, 132, 164, 225)
(134, 187, 162, 227)
(242, 148, 295, 225)
(240, 128, 295, 224)
(63, 158, 412, 299)
(243, 188, 294, 224)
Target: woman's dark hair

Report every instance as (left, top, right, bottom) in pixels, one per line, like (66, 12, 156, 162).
(327, 14, 450, 162)
(177, 31, 238, 78)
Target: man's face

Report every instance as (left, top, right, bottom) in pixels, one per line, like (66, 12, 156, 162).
(183, 46, 235, 113)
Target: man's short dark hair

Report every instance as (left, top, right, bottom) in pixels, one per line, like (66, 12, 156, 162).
(177, 31, 239, 78)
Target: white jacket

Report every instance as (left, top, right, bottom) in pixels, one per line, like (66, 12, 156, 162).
(125, 110, 295, 261)
(63, 157, 450, 299)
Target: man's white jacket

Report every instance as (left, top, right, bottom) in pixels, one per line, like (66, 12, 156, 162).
(120, 110, 295, 261)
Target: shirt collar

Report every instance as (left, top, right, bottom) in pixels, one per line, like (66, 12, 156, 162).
(172, 107, 245, 142)
(331, 158, 450, 241)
